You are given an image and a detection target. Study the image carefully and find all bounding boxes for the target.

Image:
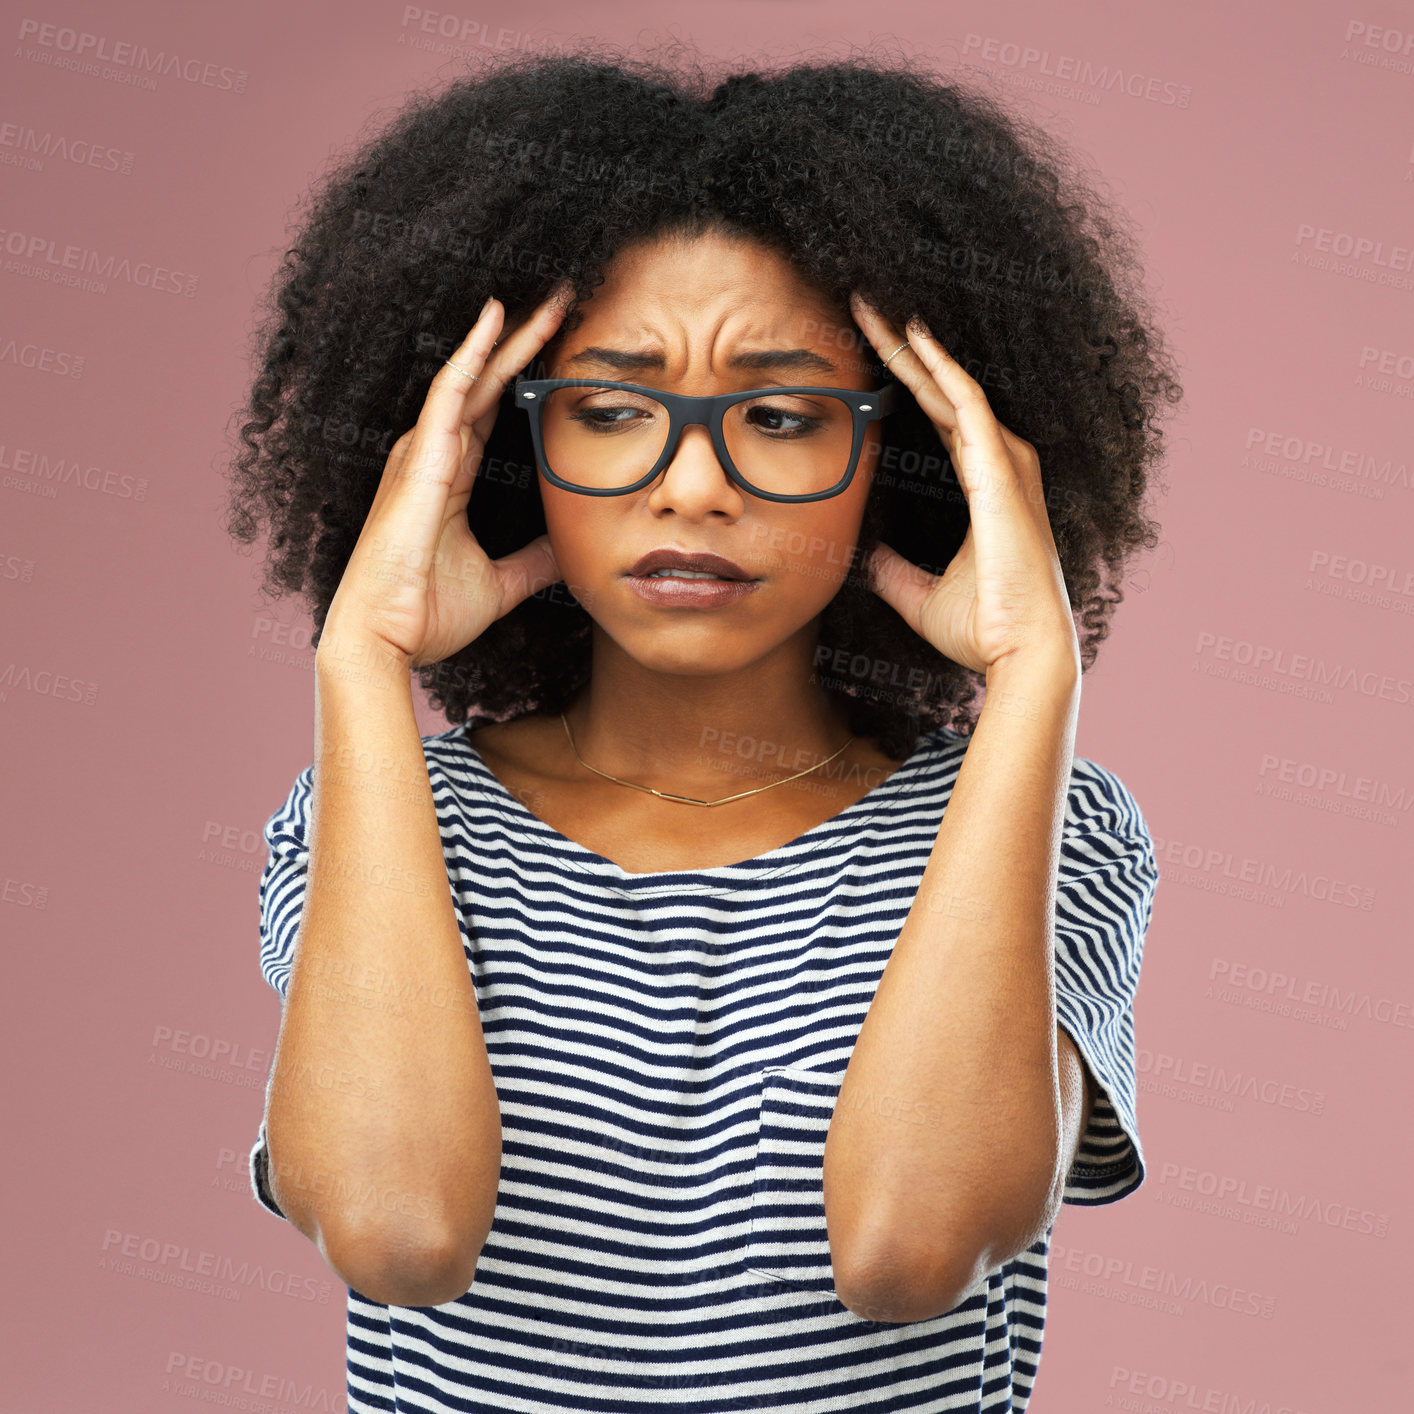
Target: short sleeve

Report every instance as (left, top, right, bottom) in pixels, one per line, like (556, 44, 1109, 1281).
(257, 764, 315, 1003)
(247, 764, 315, 1223)
(1054, 757, 1158, 1206)
(250, 1117, 287, 1221)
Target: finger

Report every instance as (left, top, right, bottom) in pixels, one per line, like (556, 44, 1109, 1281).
(455, 279, 577, 433)
(491, 532, 564, 616)
(419, 298, 508, 443)
(907, 321, 1006, 457)
(850, 292, 961, 453)
(399, 283, 575, 511)
(901, 317, 1046, 513)
(454, 282, 577, 495)
(864, 540, 937, 637)
(851, 293, 1040, 523)
(364, 296, 510, 551)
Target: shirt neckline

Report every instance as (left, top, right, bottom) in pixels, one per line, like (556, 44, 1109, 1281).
(444, 722, 947, 892)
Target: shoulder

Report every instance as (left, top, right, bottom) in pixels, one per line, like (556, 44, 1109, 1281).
(893, 729, 1149, 843)
(900, 722, 967, 768)
(465, 711, 560, 768)
(264, 761, 315, 853)
(420, 712, 547, 762)
(269, 718, 518, 826)
(1055, 757, 1159, 914)
(1063, 755, 1151, 842)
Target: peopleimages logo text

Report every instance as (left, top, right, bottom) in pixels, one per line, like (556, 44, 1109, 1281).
(1194, 631, 1413, 705)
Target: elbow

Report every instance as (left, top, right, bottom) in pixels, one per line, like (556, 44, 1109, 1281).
(835, 1199, 1059, 1325)
(830, 1116, 1068, 1323)
(835, 1241, 978, 1325)
(324, 1219, 487, 1309)
(262, 1124, 499, 1308)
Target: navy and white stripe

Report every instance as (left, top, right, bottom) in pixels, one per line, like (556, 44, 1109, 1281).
(249, 722, 1158, 1412)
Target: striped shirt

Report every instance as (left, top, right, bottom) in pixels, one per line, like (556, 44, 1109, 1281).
(249, 720, 1158, 1412)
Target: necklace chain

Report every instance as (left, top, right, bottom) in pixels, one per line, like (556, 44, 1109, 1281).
(559, 711, 855, 808)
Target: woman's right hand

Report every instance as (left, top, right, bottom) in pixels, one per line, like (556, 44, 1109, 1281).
(319, 280, 577, 673)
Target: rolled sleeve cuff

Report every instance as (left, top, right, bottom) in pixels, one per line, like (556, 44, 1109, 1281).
(249, 1118, 289, 1222)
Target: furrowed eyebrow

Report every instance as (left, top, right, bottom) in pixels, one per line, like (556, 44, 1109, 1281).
(562, 346, 839, 375)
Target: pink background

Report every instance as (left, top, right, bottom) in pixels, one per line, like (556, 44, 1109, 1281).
(4, 1, 1410, 1409)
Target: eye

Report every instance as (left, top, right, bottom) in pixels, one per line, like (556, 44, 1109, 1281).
(562, 388, 661, 433)
(570, 405, 645, 429)
(743, 402, 825, 437)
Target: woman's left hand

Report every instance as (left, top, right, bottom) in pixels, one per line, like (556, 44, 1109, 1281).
(849, 291, 1080, 680)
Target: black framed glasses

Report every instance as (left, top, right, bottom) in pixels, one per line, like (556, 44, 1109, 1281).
(512, 377, 901, 503)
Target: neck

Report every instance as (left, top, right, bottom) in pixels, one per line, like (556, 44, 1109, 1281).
(560, 628, 855, 799)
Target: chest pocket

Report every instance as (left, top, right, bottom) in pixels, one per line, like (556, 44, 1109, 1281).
(744, 1066, 846, 1296)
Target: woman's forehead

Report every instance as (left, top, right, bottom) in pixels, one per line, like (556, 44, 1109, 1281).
(561, 291, 847, 354)
(592, 230, 842, 313)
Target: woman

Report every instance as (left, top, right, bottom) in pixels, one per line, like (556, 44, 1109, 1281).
(227, 41, 1180, 1413)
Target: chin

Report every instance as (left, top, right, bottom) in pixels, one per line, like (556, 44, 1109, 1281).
(606, 621, 773, 676)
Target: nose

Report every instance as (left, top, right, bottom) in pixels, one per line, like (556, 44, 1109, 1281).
(646, 421, 746, 515)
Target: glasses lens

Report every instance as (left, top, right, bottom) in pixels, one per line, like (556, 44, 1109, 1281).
(541, 385, 669, 490)
(725, 392, 855, 497)
(538, 385, 856, 497)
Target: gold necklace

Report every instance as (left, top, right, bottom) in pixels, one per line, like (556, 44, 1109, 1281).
(559, 711, 855, 808)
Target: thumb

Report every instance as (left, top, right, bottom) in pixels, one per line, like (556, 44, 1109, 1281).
(865, 540, 936, 636)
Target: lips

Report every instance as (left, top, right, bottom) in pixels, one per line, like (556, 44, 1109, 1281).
(626, 548, 757, 581)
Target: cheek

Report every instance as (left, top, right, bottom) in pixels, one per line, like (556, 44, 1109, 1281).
(771, 502, 868, 595)
(541, 490, 609, 577)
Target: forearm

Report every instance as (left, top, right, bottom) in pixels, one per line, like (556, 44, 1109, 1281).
(265, 641, 501, 1300)
(823, 651, 1080, 1313)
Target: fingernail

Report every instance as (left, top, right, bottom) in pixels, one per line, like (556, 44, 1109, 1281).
(479, 295, 494, 320)
(907, 315, 930, 336)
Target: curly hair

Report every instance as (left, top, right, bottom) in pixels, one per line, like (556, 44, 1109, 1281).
(224, 39, 1182, 762)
